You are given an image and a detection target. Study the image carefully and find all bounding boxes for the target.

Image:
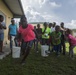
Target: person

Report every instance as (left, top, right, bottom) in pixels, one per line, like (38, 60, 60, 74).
(36, 24, 42, 43)
(51, 25, 61, 56)
(35, 24, 42, 52)
(66, 29, 76, 59)
(49, 23, 52, 28)
(0, 15, 6, 54)
(33, 26, 37, 52)
(60, 22, 66, 55)
(48, 23, 52, 50)
(18, 21, 24, 55)
(17, 22, 21, 46)
(51, 22, 56, 32)
(42, 22, 50, 45)
(16, 15, 38, 65)
(8, 19, 18, 54)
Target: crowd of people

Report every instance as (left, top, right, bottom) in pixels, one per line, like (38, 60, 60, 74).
(0, 14, 76, 65)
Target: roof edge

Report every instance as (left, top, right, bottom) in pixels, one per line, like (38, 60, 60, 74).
(2, 0, 14, 14)
(2, 0, 24, 17)
(18, 0, 24, 15)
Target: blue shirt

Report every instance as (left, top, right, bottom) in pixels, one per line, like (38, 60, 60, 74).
(9, 24, 17, 35)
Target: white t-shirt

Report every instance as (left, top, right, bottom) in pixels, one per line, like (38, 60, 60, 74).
(51, 27, 55, 32)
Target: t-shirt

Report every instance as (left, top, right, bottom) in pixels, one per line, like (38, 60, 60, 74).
(9, 24, 17, 35)
(18, 24, 35, 42)
(51, 27, 55, 32)
(68, 34, 76, 46)
(51, 31, 61, 45)
(60, 28, 66, 41)
(36, 28, 42, 39)
(0, 22, 6, 34)
(42, 27, 50, 39)
(36, 28, 42, 34)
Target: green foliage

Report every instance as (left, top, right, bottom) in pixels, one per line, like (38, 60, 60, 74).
(72, 29, 76, 32)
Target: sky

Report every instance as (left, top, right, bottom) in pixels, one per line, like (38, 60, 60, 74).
(21, 0, 76, 29)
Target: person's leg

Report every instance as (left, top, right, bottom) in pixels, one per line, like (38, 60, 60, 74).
(35, 39, 39, 52)
(21, 40, 34, 64)
(42, 39, 45, 45)
(70, 46, 75, 58)
(56, 44, 60, 56)
(0, 34, 1, 52)
(33, 39, 36, 49)
(14, 36, 18, 47)
(53, 45, 56, 53)
(0, 34, 4, 53)
(39, 38, 42, 44)
(63, 42, 66, 55)
(51, 43, 54, 52)
(69, 47, 70, 55)
(10, 36, 13, 54)
(21, 39, 25, 55)
(0, 41, 3, 52)
(48, 43, 50, 51)
(56, 45, 59, 56)
(21, 46, 31, 63)
(60, 43, 62, 53)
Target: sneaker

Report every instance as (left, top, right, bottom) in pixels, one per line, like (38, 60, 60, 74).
(71, 57, 74, 60)
(21, 62, 25, 65)
(21, 61, 26, 66)
(56, 55, 60, 57)
(47, 51, 50, 54)
(36, 51, 39, 53)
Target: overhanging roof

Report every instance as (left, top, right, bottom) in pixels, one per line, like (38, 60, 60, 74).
(3, 0, 24, 18)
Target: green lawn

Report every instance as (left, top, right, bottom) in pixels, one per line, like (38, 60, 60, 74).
(0, 43, 76, 75)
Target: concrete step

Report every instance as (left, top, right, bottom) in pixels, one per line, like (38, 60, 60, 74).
(0, 45, 11, 59)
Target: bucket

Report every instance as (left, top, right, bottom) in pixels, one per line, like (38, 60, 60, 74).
(41, 45, 49, 57)
(12, 46, 20, 58)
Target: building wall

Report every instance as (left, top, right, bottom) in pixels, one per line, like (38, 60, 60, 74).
(0, 0, 13, 43)
(31, 24, 44, 28)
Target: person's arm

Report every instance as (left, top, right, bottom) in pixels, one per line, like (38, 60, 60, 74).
(2, 25, 6, 29)
(48, 28, 51, 36)
(0, 23, 6, 29)
(39, 28, 42, 36)
(55, 32, 61, 40)
(68, 35, 76, 42)
(16, 25, 18, 35)
(15, 32, 21, 40)
(42, 27, 46, 34)
(15, 26, 22, 40)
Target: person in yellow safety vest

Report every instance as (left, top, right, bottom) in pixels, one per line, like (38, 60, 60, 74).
(42, 22, 51, 45)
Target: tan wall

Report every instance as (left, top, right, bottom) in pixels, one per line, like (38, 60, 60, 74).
(0, 0, 13, 43)
(31, 24, 44, 28)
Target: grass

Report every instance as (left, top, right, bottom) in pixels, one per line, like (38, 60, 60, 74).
(0, 43, 76, 75)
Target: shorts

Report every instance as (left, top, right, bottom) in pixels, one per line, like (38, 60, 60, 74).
(41, 38, 49, 45)
(53, 44, 61, 52)
(22, 40, 34, 50)
(0, 33, 4, 41)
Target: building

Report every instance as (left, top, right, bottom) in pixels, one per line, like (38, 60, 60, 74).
(30, 22, 44, 28)
(0, 0, 24, 43)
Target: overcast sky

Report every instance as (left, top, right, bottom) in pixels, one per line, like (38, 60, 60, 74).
(21, 0, 76, 29)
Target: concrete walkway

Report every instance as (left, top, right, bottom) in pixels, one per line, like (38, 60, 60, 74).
(0, 45, 11, 59)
